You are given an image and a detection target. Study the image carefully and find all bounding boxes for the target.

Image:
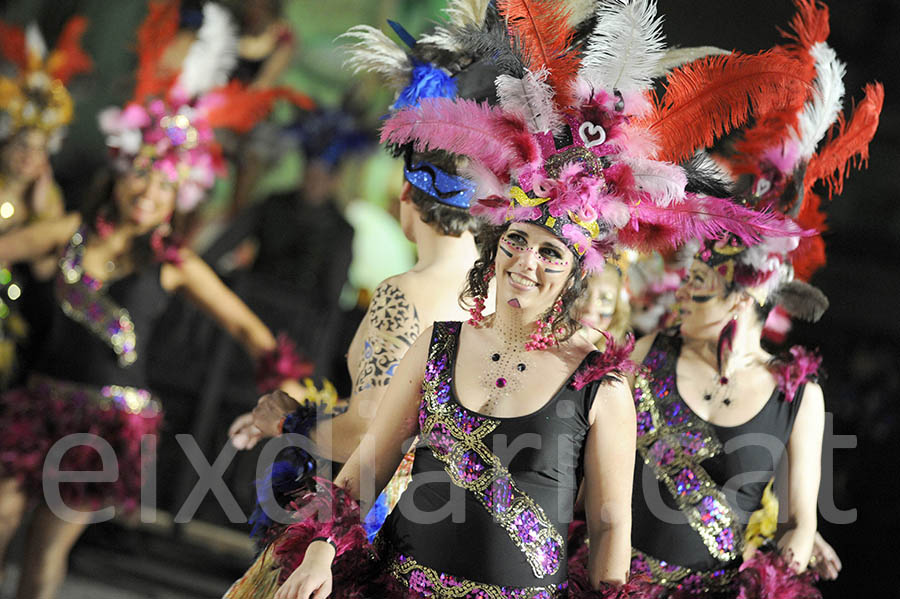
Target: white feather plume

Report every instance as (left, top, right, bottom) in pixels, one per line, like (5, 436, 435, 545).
(442, 0, 491, 28)
(495, 68, 563, 134)
(462, 160, 508, 201)
(25, 23, 47, 61)
(793, 42, 845, 160)
(624, 157, 687, 207)
(418, 0, 491, 52)
(338, 25, 411, 89)
(565, 0, 599, 27)
(176, 3, 238, 98)
(579, 0, 666, 92)
(651, 46, 730, 77)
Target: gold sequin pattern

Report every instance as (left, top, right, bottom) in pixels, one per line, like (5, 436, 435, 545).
(419, 323, 565, 579)
(630, 548, 738, 593)
(633, 367, 744, 564)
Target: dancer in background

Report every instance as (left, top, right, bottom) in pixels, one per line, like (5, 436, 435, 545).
(0, 12, 311, 598)
(622, 0, 882, 594)
(0, 17, 92, 388)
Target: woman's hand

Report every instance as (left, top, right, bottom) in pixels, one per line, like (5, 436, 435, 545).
(810, 531, 841, 580)
(274, 541, 335, 599)
(253, 389, 300, 437)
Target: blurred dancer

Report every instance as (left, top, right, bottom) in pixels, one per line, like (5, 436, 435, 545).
(0, 14, 311, 598)
(0, 17, 92, 387)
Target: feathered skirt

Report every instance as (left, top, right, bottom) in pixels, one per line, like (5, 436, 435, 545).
(0, 374, 163, 511)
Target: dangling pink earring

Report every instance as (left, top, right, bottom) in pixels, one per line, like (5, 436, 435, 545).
(526, 297, 563, 351)
(467, 263, 494, 327)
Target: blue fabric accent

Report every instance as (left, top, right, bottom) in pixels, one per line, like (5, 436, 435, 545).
(404, 160, 475, 209)
(362, 492, 390, 542)
(387, 19, 417, 49)
(392, 61, 457, 110)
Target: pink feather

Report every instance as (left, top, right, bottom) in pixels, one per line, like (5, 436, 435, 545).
(571, 333, 636, 390)
(737, 549, 821, 599)
(618, 194, 809, 253)
(380, 98, 524, 177)
(771, 346, 822, 402)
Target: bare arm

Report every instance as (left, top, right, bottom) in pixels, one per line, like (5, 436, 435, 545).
(273, 327, 429, 599)
(0, 213, 81, 263)
(250, 27, 294, 89)
(584, 377, 637, 587)
(160, 249, 276, 359)
(310, 279, 421, 462)
(777, 382, 824, 570)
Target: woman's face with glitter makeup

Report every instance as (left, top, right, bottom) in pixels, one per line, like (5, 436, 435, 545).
(495, 223, 576, 316)
(114, 168, 177, 234)
(674, 260, 741, 340)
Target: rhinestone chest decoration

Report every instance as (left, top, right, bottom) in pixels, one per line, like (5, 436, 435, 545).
(56, 229, 138, 367)
(633, 335, 744, 565)
(418, 322, 565, 579)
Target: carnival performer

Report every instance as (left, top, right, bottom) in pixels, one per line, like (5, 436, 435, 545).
(0, 10, 313, 598)
(225, 0, 823, 596)
(619, 0, 883, 595)
(576, 263, 631, 348)
(0, 17, 92, 388)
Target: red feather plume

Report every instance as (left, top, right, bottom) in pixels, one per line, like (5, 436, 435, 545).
(642, 49, 813, 164)
(46, 17, 93, 84)
(805, 82, 883, 197)
(789, 190, 827, 280)
(204, 81, 315, 133)
(132, 0, 181, 104)
(0, 21, 26, 71)
(779, 0, 830, 51)
(498, 0, 579, 110)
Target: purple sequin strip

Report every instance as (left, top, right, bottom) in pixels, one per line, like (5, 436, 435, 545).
(674, 468, 701, 496)
(458, 450, 486, 483)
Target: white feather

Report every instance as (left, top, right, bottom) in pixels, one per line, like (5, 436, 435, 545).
(579, 0, 666, 93)
(25, 23, 47, 61)
(338, 25, 411, 89)
(417, 27, 461, 52)
(794, 42, 846, 160)
(651, 46, 730, 77)
(495, 68, 563, 134)
(441, 0, 491, 28)
(565, 0, 598, 27)
(623, 157, 687, 207)
(176, 3, 238, 97)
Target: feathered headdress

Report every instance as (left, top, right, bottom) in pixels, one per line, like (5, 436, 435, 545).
(98, 2, 313, 212)
(0, 16, 92, 152)
(382, 0, 813, 273)
(698, 0, 882, 319)
(339, 1, 505, 209)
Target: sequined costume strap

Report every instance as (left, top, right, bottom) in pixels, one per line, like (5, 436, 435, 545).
(633, 331, 744, 564)
(390, 553, 568, 598)
(55, 228, 138, 366)
(630, 548, 738, 593)
(418, 322, 565, 579)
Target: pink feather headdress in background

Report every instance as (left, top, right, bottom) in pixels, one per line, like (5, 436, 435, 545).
(382, 0, 817, 273)
(98, 2, 313, 213)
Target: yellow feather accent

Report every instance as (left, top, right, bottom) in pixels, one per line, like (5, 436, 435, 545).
(744, 480, 778, 551)
(222, 544, 282, 599)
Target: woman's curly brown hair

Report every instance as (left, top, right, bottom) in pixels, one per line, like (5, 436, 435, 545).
(459, 223, 587, 343)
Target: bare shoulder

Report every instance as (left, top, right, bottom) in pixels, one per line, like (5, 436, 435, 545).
(590, 374, 636, 424)
(631, 331, 659, 365)
(797, 381, 825, 416)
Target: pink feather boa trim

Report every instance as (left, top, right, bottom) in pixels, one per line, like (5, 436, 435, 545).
(572, 333, 637, 390)
(255, 333, 315, 393)
(771, 346, 822, 402)
(736, 550, 821, 599)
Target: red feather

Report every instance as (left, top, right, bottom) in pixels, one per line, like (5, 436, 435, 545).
(498, 0, 579, 110)
(0, 21, 26, 71)
(205, 82, 314, 133)
(642, 50, 813, 164)
(132, 0, 180, 104)
(805, 82, 883, 197)
(46, 17, 93, 84)
(779, 0, 830, 51)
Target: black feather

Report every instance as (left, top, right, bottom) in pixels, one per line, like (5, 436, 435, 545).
(774, 281, 829, 322)
(682, 152, 735, 198)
